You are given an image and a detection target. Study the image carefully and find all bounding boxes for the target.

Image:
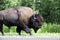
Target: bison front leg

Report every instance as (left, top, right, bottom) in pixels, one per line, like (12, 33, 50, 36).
(16, 26, 32, 35)
(16, 26, 21, 35)
(19, 24, 32, 35)
(23, 26, 32, 35)
(19, 23, 32, 35)
(18, 19, 32, 35)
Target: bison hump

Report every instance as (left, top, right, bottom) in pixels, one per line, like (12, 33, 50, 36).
(18, 7, 34, 24)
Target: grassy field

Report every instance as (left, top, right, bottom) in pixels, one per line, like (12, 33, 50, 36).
(0, 22, 60, 36)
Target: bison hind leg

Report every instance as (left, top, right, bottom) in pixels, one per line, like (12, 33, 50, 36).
(1, 30, 4, 35)
(0, 22, 4, 35)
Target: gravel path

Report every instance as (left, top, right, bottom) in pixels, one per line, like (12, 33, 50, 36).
(0, 36, 60, 40)
(0, 33, 60, 40)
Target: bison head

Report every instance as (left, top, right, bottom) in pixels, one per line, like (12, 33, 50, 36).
(30, 14, 43, 33)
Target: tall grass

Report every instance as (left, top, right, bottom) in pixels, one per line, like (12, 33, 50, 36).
(40, 22, 60, 33)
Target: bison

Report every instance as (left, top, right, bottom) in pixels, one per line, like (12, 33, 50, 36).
(0, 6, 43, 35)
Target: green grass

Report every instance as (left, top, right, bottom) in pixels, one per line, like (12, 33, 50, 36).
(3, 25, 16, 33)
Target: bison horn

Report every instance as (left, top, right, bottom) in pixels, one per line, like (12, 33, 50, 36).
(31, 15, 36, 21)
(33, 14, 37, 20)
